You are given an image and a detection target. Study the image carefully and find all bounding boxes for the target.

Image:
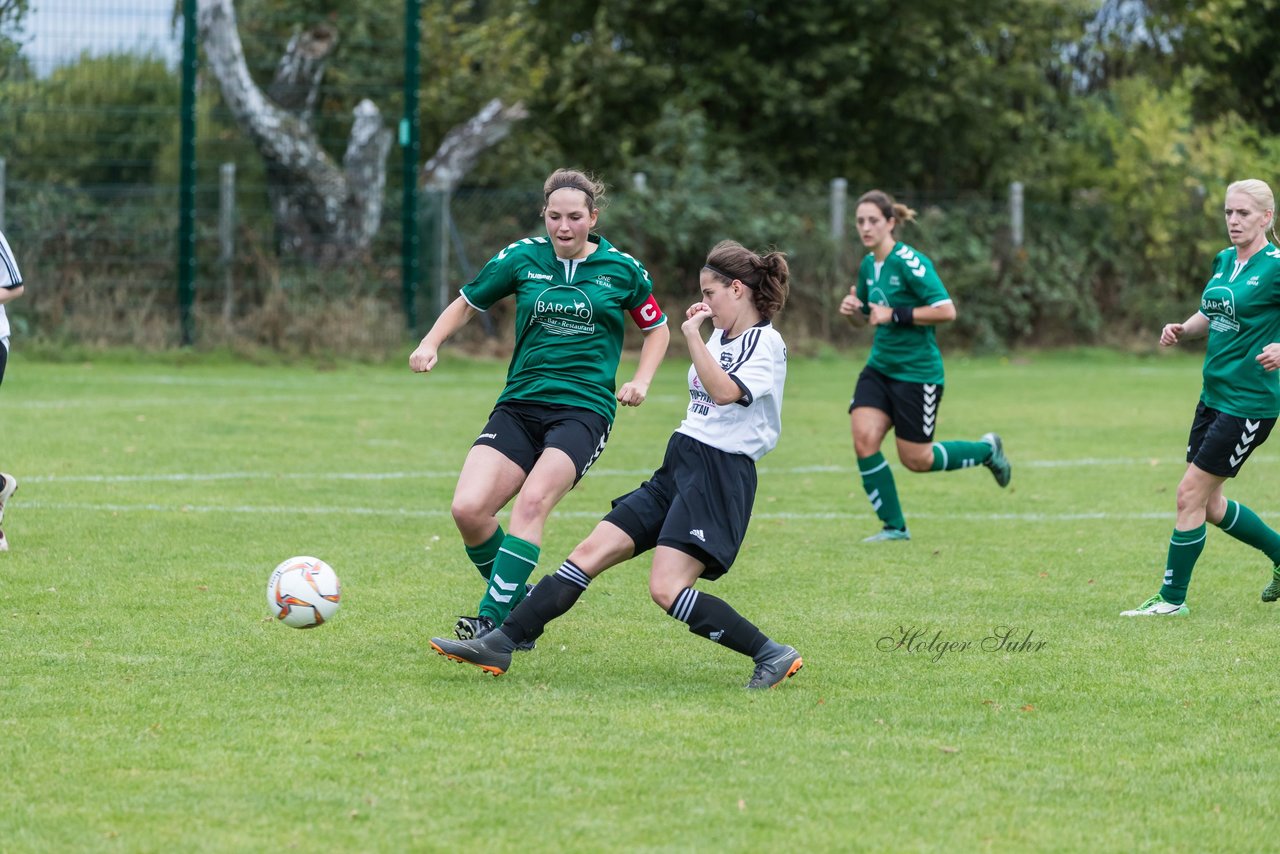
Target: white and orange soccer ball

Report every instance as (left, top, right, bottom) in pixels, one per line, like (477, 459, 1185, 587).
(267, 556, 341, 628)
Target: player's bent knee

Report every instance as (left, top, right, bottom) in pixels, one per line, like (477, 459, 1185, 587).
(902, 453, 932, 473)
(648, 580, 679, 611)
(450, 499, 492, 536)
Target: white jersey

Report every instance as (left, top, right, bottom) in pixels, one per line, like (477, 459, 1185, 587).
(0, 229, 22, 343)
(676, 322, 787, 461)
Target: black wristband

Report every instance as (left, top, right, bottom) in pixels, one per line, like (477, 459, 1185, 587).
(860, 303, 871, 316)
(891, 306, 914, 326)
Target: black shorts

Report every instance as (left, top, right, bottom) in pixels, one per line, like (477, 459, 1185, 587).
(849, 365, 943, 443)
(1185, 401, 1276, 478)
(602, 432, 757, 580)
(473, 401, 611, 485)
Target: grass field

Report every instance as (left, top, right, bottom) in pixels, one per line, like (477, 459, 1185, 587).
(2, 347, 1278, 852)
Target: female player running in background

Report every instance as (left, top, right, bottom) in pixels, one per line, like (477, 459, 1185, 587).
(839, 190, 1010, 543)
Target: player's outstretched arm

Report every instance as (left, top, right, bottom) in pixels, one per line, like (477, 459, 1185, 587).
(1161, 311, 1209, 347)
(409, 296, 477, 373)
(617, 322, 670, 407)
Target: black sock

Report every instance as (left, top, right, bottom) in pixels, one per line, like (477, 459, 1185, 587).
(666, 587, 768, 659)
(501, 560, 591, 644)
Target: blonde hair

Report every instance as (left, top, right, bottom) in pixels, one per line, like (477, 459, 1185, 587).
(1226, 179, 1278, 245)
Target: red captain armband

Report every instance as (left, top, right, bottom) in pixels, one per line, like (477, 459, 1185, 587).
(628, 294, 666, 330)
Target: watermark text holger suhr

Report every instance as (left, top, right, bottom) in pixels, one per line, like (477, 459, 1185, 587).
(877, 626, 1047, 663)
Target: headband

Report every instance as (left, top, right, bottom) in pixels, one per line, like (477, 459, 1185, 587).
(546, 183, 595, 208)
(703, 264, 756, 288)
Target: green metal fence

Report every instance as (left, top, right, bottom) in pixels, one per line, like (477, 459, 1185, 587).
(1, 3, 1191, 355)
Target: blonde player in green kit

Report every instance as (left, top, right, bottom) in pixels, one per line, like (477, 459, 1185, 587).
(410, 169, 669, 642)
(1123, 179, 1280, 616)
(839, 190, 1011, 543)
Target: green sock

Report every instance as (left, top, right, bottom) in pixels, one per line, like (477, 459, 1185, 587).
(477, 534, 540, 624)
(1159, 524, 1207, 605)
(858, 452, 906, 530)
(929, 441, 993, 472)
(463, 525, 505, 581)
(1214, 500, 1280, 565)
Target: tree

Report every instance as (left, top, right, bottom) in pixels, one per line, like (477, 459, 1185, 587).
(198, 0, 533, 261)
(198, 0, 392, 261)
(0, 0, 28, 81)
(523, 0, 1091, 192)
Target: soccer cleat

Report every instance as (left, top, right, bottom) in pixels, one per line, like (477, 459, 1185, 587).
(0, 473, 16, 524)
(1120, 594, 1189, 617)
(981, 433, 1011, 488)
(746, 645, 804, 690)
(1262, 567, 1280, 603)
(454, 614, 495, 640)
(430, 634, 514, 676)
(454, 613, 535, 651)
(863, 527, 910, 543)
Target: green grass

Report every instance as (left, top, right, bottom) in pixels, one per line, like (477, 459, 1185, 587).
(2, 348, 1278, 852)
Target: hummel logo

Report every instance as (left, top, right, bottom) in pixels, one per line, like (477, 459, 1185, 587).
(479, 432, 498, 440)
(690, 529, 706, 542)
(488, 573, 520, 604)
(1231, 420, 1261, 467)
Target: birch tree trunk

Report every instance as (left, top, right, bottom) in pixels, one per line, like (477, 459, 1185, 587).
(198, 0, 390, 262)
(198, 0, 528, 262)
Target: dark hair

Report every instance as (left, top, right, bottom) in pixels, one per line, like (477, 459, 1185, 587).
(542, 168, 607, 212)
(703, 240, 790, 320)
(857, 189, 917, 233)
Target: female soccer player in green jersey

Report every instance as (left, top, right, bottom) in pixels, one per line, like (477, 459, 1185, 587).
(1123, 178, 1280, 616)
(838, 190, 1010, 543)
(409, 169, 670, 641)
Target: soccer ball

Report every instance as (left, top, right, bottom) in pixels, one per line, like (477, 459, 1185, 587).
(267, 556, 341, 628)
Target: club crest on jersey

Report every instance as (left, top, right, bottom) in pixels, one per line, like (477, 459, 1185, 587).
(719, 350, 734, 369)
(1202, 286, 1239, 333)
(533, 285, 596, 337)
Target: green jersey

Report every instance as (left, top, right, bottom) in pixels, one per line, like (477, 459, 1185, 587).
(461, 234, 667, 423)
(856, 242, 953, 384)
(1199, 243, 1280, 419)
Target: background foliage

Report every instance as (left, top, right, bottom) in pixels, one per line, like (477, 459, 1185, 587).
(0, 0, 1277, 352)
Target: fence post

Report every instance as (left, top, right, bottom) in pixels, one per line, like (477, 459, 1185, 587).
(0, 157, 6, 232)
(828, 177, 848, 340)
(1009, 181, 1024, 250)
(401, 0, 422, 333)
(177, 0, 199, 346)
(219, 163, 236, 325)
(435, 189, 451, 320)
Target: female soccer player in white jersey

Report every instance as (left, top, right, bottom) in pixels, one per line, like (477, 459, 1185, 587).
(0, 227, 24, 551)
(838, 189, 1011, 542)
(429, 240, 803, 690)
(409, 169, 670, 640)
(1123, 178, 1280, 616)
